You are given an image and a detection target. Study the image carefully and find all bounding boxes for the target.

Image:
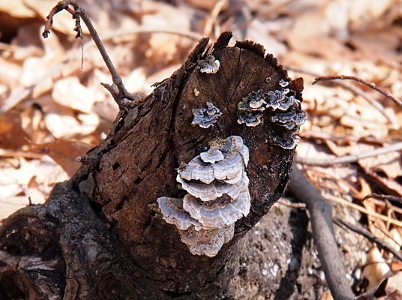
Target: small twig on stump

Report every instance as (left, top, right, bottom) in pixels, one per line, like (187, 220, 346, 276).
(288, 164, 355, 300)
(334, 217, 402, 262)
(42, 0, 136, 107)
(313, 75, 402, 107)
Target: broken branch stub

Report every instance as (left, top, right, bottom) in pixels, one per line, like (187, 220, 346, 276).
(76, 32, 305, 258)
(39, 1, 305, 258)
(152, 33, 306, 257)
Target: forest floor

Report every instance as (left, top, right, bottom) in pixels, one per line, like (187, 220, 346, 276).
(1, 0, 402, 299)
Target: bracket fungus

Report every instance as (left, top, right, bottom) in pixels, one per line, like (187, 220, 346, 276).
(197, 54, 220, 74)
(191, 102, 222, 128)
(157, 136, 250, 257)
(236, 80, 306, 149)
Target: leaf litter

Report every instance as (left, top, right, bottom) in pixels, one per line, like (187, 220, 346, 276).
(1, 0, 402, 298)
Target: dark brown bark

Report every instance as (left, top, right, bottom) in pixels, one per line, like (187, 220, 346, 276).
(0, 33, 304, 299)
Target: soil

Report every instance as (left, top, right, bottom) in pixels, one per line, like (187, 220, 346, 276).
(225, 192, 368, 300)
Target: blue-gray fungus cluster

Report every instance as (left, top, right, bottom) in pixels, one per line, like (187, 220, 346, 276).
(191, 102, 222, 128)
(157, 136, 250, 257)
(197, 55, 220, 74)
(237, 79, 307, 149)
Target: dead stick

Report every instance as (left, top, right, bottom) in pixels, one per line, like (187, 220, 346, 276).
(43, 0, 134, 105)
(362, 193, 402, 205)
(288, 164, 355, 300)
(287, 67, 392, 124)
(334, 217, 402, 262)
(313, 75, 402, 107)
(296, 141, 402, 167)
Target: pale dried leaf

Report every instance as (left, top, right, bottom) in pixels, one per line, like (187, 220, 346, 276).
(44, 111, 99, 138)
(363, 247, 392, 291)
(32, 138, 93, 177)
(52, 76, 101, 113)
(0, 0, 36, 18)
(142, 1, 192, 64)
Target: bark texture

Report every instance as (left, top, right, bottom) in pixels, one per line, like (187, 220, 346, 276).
(0, 33, 305, 299)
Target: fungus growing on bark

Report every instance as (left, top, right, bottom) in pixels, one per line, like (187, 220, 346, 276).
(200, 148, 225, 164)
(191, 102, 222, 128)
(270, 110, 307, 130)
(278, 79, 289, 87)
(157, 136, 250, 257)
(237, 91, 267, 127)
(271, 133, 301, 150)
(265, 90, 295, 111)
(179, 224, 235, 257)
(157, 196, 202, 230)
(183, 193, 250, 229)
(198, 55, 220, 74)
(236, 79, 307, 149)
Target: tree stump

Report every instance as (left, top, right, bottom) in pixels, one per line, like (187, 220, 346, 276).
(0, 32, 306, 299)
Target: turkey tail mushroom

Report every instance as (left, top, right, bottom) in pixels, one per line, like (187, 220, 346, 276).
(157, 136, 250, 257)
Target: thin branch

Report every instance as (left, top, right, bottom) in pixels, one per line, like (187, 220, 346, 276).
(334, 217, 402, 262)
(287, 66, 394, 124)
(324, 194, 402, 228)
(43, 0, 134, 106)
(313, 75, 402, 107)
(1, 27, 200, 116)
(0, 149, 43, 159)
(296, 141, 402, 167)
(368, 198, 402, 216)
(288, 164, 355, 300)
(362, 193, 402, 205)
(276, 198, 306, 209)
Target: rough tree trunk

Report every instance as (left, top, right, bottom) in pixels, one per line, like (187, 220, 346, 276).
(0, 32, 306, 299)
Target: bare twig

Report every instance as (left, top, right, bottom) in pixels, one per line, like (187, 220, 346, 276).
(276, 198, 306, 209)
(288, 164, 355, 300)
(313, 75, 402, 107)
(324, 194, 402, 228)
(334, 217, 402, 262)
(0, 149, 43, 159)
(368, 198, 402, 216)
(43, 0, 134, 106)
(363, 193, 402, 205)
(287, 67, 396, 125)
(296, 141, 402, 167)
(1, 27, 200, 116)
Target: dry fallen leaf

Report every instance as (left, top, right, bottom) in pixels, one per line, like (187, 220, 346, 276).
(363, 247, 392, 291)
(31, 138, 94, 177)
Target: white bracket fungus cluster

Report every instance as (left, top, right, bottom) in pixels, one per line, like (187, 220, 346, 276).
(237, 79, 307, 149)
(197, 55, 220, 74)
(157, 136, 250, 257)
(191, 102, 222, 128)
